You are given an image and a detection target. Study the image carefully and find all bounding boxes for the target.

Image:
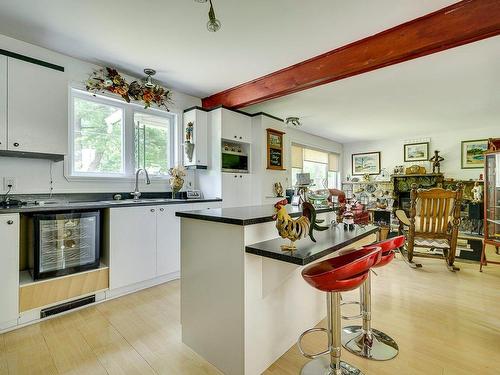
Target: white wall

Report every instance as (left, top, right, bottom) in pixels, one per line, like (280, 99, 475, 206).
(0, 34, 200, 195)
(342, 125, 498, 181)
(251, 114, 343, 204)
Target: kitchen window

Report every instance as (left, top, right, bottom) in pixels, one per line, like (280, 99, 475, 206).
(69, 89, 176, 178)
(291, 144, 340, 189)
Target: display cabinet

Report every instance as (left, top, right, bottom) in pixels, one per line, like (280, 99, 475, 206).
(480, 150, 500, 271)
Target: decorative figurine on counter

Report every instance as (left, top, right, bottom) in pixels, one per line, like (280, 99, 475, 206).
(273, 182, 284, 197)
(471, 181, 483, 202)
(429, 150, 444, 174)
(272, 199, 330, 251)
(342, 198, 356, 230)
(169, 166, 186, 198)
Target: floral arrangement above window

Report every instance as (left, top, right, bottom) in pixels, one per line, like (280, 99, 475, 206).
(85, 67, 173, 110)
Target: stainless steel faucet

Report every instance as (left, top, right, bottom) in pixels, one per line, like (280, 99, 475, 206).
(131, 168, 151, 200)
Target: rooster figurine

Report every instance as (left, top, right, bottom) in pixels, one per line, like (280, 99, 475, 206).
(273, 199, 330, 251)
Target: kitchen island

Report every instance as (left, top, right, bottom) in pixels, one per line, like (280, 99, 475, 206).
(177, 205, 378, 375)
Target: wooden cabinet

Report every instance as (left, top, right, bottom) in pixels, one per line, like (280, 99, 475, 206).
(222, 173, 252, 208)
(183, 108, 208, 168)
(108, 206, 157, 289)
(0, 56, 6, 151)
(7, 58, 68, 155)
(0, 213, 19, 329)
(221, 108, 251, 143)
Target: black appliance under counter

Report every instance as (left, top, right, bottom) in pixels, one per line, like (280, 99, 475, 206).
(245, 225, 379, 265)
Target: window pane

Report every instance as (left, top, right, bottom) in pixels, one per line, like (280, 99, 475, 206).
(134, 113, 170, 175)
(303, 160, 328, 189)
(73, 97, 124, 174)
(328, 171, 340, 189)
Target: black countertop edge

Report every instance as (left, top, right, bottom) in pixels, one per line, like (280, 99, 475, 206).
(245, 226, 379, 266)
(176, 205, 333, 226)
(0, 198, 222, 214)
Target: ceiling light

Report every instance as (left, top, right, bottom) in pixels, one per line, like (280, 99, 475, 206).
(143, 68, 156, 88)
(207, 0, 221, 32)
(285, 117, 302, 127)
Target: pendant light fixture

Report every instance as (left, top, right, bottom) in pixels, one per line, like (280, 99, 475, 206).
(285, 117, 302, 127)
(195, 0, 221, 32)
(143, 68, 157, 88)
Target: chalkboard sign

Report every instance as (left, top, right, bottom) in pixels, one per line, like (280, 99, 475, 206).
(266, 128, 286, 170)
(269, 148, 282, 167)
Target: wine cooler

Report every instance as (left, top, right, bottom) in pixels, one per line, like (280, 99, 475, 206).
(28, 211, 100, 280)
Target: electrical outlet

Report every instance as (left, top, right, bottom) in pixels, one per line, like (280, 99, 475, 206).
(3, 177, 16, 192)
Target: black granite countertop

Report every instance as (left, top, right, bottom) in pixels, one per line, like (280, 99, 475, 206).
(0, 198, 222, 214)
(245, 225, 379, 265)
(176, 204, 334, 226)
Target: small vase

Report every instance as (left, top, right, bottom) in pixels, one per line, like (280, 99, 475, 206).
(170, 177, 184, 199)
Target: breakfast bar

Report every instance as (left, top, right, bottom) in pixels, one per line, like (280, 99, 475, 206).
(177, 205, 378, 375)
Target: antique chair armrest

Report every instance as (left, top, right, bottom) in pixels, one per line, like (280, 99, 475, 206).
(395, 209, 411, 226)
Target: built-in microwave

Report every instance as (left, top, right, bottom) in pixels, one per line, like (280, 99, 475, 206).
(221, 141, 249, 173)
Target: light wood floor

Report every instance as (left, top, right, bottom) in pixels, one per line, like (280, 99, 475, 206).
(1, 248, 499, 375)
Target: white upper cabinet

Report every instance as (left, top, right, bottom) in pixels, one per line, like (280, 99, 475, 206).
(221, 108, 251, 144)
(0, 56, 6, 151)
(7, 58, 68, 155)
(183, 108, 208, 167)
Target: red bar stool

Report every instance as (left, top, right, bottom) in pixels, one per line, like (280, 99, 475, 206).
(341, 235, 405, 361)
(298, 246, 382, 375)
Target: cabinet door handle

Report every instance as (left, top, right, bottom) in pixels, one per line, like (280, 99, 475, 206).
(234, 175, 237, 178)
(239, 175, 242, 178)
(159, 208, 164, 212)
(13, 142, 19, 147)
(239, 136, 242, 139)
(7, 220, 14, 225)
(150, 209, 156, 212)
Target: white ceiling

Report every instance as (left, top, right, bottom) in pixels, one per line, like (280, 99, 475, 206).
(0, 0, 456, 98)
(244, 36, 500, 143)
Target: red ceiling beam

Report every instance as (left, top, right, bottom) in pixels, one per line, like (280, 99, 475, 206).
(202, 0, 500, 110)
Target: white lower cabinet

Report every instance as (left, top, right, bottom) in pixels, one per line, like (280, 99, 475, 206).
(156, 205, 181, 276)
(0, 213, 20, 329)
(222, 173, 252, 208)
(109, 202, 221, 290)
(109, 206, 157, 290)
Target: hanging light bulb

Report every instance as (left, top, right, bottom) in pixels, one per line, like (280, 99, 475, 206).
(207, 0, 221, 32)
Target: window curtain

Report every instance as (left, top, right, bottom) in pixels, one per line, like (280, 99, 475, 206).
(329, 153, 339, 172)
(291, 145, 303, 169)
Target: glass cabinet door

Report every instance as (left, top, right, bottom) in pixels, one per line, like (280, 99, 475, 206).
(38, 214, 98, 274)
(485, 153, 500, 241)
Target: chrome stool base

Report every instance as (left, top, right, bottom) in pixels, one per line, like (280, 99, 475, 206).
(300, 356, 364, 375)
(341, 326, 398, 361)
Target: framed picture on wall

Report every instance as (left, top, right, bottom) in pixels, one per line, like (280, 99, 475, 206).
(461, 139, 488, 169)
(352, 152, 381, 175)
(266, 128, 286, 170)
(404, 142, 429, 162)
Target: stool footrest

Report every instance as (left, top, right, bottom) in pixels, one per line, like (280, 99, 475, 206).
(340, 300, 362, 320)
(297, 327, 330, 359)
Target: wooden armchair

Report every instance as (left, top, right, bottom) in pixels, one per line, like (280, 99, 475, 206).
(395, 183, 463, 271)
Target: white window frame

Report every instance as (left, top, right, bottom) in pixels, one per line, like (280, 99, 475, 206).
(67, 88, 177, 180)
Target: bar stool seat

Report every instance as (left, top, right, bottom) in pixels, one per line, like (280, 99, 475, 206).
(298, 246, 382, 375)
(342, 236, 405, 361)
